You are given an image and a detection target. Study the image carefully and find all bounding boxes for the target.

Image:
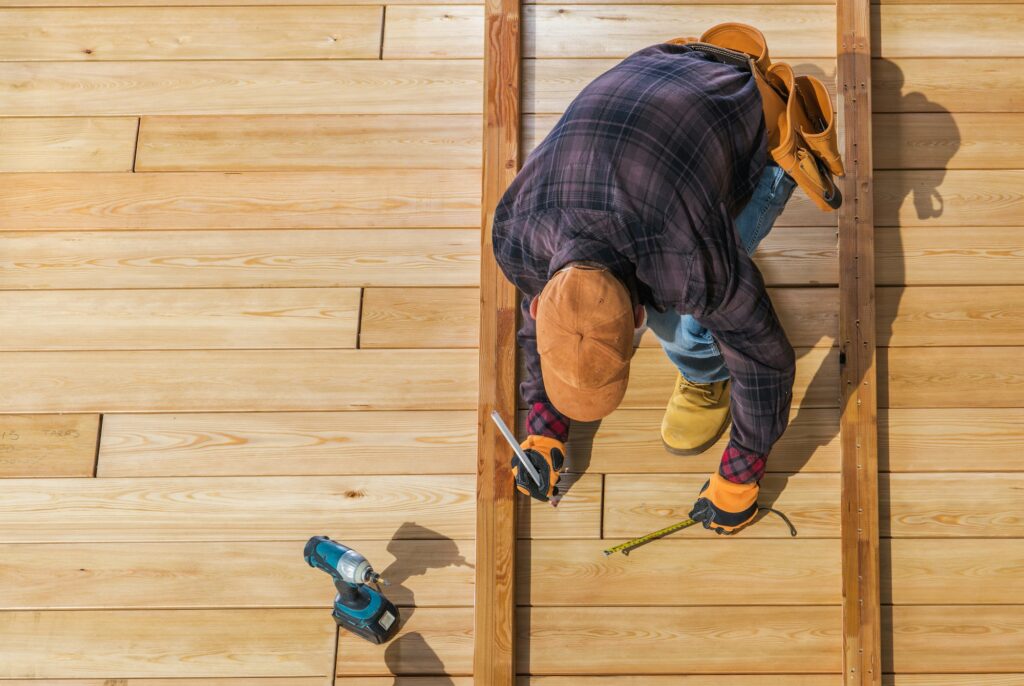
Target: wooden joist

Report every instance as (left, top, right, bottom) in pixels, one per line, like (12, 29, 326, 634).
(873, 58, 1024, 113)
(0, 229, 480, 290)
(877, 227, 1024, 286)
(0, 350, 478, 413)
(0, 171, 479, 230)
(97, 411, 476, 477)
(337, 607, 474, 676)
(0, 117, 137, 172)
(361, 288, 480, 348)
(0, 7, 384, 60)
(136, 115, 483, 171)
(0, 414, 99, 478)
(880, 408, 1024, 471)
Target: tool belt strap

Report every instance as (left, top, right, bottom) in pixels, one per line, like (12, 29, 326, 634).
(669, 23, 845, 212)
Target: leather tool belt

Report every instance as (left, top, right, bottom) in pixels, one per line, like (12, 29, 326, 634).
(670, 23, 845, 211)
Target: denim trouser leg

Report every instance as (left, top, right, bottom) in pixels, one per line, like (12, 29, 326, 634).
(645, 163, 797, 384)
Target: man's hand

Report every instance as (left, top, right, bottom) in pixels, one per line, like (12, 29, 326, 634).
(689, 473, 759, 534)
(512, 435, 565, 502)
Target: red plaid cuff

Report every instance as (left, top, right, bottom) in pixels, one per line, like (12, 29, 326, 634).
(718, 443, 766, 484)
(526, 401, 570, 442)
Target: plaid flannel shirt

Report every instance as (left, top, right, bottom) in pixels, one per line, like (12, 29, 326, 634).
(492, 43, 796, 484)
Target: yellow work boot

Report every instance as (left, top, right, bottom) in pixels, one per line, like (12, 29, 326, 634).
(661, 374, 732, 455)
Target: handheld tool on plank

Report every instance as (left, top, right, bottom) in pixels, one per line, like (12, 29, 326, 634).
(304, 536, 400, 644)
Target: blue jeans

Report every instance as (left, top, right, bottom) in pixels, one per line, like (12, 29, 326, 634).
(645, 163, 797, 384)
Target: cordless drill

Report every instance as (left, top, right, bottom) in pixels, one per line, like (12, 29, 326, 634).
(304, 535, 400, 644)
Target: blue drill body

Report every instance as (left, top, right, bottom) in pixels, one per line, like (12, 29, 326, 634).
(304, 536, 400, 644)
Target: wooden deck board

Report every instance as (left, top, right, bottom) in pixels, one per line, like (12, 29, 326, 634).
(883, 473, 1024, 537)
(873, 58, 1024, 113)
(337, 607, 474, 676)
(0, 116, 137, 172)
(879, 347, 1024, 408)
(877, 227, 1024, 286)
(361, 287, 480, 348)
(0, 414, 99, 478)
(881, 408, 1024, 471)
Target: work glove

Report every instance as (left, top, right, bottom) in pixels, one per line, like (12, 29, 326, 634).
(512, 435, 565, 503)
(689, 473, 759, 535)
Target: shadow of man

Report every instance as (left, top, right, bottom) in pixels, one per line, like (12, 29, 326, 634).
(379, 522, 473, 686)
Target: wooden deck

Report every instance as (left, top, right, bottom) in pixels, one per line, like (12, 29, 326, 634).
(1, 0, 1022, 684)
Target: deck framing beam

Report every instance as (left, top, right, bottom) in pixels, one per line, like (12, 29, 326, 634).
(475, 0, 521, 680)
(837, 0, 883, 682)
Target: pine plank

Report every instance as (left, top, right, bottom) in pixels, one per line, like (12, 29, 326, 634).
(0, 171, 478, 230)
(0, 0, 473, 4)
(877, 286, 1024, 347)
(0, 61, 483, 116)
(875, 171, 1024, 228)
(0, 229, 480, 290)
(517, 473, 602, 539)
(361, 288, 479, 349)
(873, 58, 1024, 113)
(873, 6, 1024, 58)
(519, 539, 841, 605)
(888, 606, 1024, 673)
(523, 6, 836, 59)
(877, 227, 1024, 286)
(885, 678, 1024, 686)
(0, 350, 477, 413)
(883, 473, 1024, 537)
(755, 226, 838, 284)
(0, 117, 136, 172)
(97, 411, 476, 477)
(0, 7, 382, 61)
(604, 472, 841, 539)
(137, 114, 482, 171)
(560, 407, 839, 474)
(0, 475, 474, 542)
(0, 681, 331, 686)
(521, 679, 841, 686)
(0, 414, 99, 478)
(0, 539, 474, 609)
(0, 288, 360, 351)
(873, 113, 1024, 170)
(518, 606, 842, 674)
(884, 539, 1024, 605)
(335, 607, 472, 676)
(525, 58, 837, 114)
(880, 408, 1024, 471)
(0, 609, 335, 679)
(383, 6, 483, 58)
(879, 347, 1024, 408)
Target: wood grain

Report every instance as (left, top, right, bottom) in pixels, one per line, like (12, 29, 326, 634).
(604, 472, 841, 539)
(520, 539, 841, 605)
(0, 414, 99, 478)
(0, 609, 335, 679)
(0, 475, 475, 542)
(884, 678, 1024, 686)
(877, 286, 1024, 347)
(136, 115, 483, 171)
(522, 679, 842, 686)
(97, 410, 476, 476)
(525, 58, 837, 114)
(879, 347, 1024, 408)
(873, 58, 1024, 113)
(0, 288, 360, 351)
(561, 407, 839, 474)
(888, 606, 1024, 672)
(884, 539, 1024, 605)
(0, 60, 484, 116)
(0, 229, 480, 290)
(873, 6, 1024, 57)
(877, 227, 1024, 286)
(0, 171, 479, 230)
(880, 408, 1024, 471)
(337, 607, 473, 676)
(0, 7, 383, 60)
(0, 539, 474, 609)
(0, 681, 331, 686)
(873, 113, 1024, 170)
(523, 6, 836, 58)
(0, 116, 137, 172)
(518, 606, 842, 674)
(0, 350, 478, 413)
(517, 473, 602, 539)
(361, 288, 480, 348)
(875, 170, 1024, 227)
(883, 473, 1024, 537)
(754, 226, 839, 285)
(384, 6, 484, 58)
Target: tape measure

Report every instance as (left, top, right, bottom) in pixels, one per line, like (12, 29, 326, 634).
(602, 517, 698, 557)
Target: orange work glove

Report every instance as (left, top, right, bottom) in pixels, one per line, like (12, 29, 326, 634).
(689, 473, 759, 535)
(511, 435, 565, 502)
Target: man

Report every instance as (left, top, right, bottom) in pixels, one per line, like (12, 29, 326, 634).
(493, 40, 800, 534)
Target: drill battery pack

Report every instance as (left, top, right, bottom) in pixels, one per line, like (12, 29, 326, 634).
(332, 585, 401, 645)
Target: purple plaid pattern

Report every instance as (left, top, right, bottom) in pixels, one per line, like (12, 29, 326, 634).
(718, 444, 767, 484)
(494, 43, 795, 461)
(526, 402, 570, 443)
